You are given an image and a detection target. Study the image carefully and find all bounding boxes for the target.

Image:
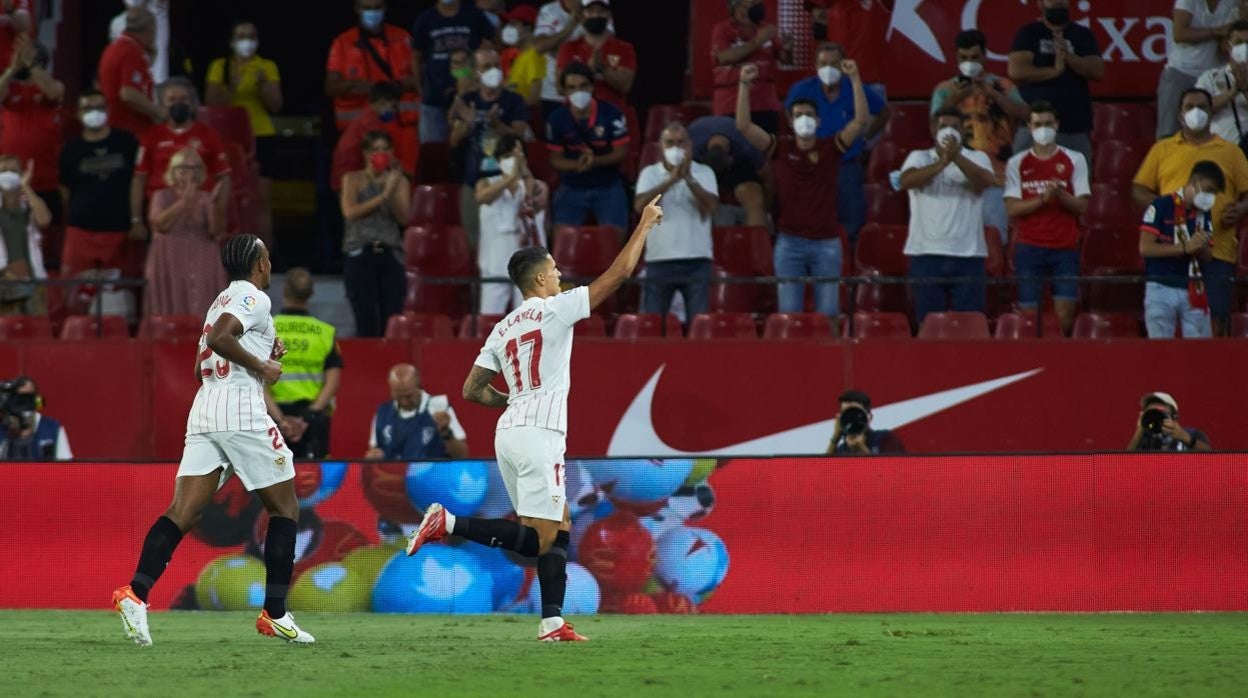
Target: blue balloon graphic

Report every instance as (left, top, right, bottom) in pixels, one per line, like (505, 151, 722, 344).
(582, 459, 694, 508)
(477, 461, 514, 519)
(524, 562, 599, 615)
(372, 543, 494, 614)
(654, 526, 730, 603)
(466, 544, 527, 610)
(405, 460, 489, 517)
(301, 461, 349, 507)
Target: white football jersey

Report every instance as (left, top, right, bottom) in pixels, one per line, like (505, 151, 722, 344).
(474, 286, 590, 434)
(186, 280, 277, 435)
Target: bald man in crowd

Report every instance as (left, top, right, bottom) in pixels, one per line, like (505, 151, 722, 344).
(365, 363, 468, 459)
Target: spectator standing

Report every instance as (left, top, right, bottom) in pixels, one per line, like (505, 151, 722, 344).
(0, 376, 72, 461)
(1195, 20, 1248, 146)
(205, 21, 283, 242)
(0, 154, 48, 315)
(339, 131, 410, 338)
(737, 63, 867, 318)
(712, 0, 792, 134)
(931, 30, 1029, 240)
(325, 0, 418, 133)
(501, 5, 545, 106)
(0, 39, 64, 236)
(826, 390, 905, 455)
(1004, 101, 1090, 336)
(689, 115, 767, 226)
(331, 82, 418, 191)
(410, 0, 496, 144)
(450, 47, 529, 253)
(1138, 161, 1220, 339)
(1133, 87, 1248, 336)
(534, 0, 602, 121)
(58, 90, 142, 280)
(98, 7, 165, 138)
(1157, 1, 1245, 139)
(634, 122, 718, 318)
(0, 0, 30, 74)
(475, 134, 549, 314)
(555, 1, 636, 110)
(267, 269, 343, 460)
(786, 42, 889, 243)
(899, 108, 998, 323)
(144, 148, 228, 318)
(805, 1, 893, 83)
(1007, 0, 1104, 166)
(365, 364, 468, 460)
(545, 63, 630, 229)
(109, 0, 172, 84)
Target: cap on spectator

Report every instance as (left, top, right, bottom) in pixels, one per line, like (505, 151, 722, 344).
(582, 0, 610, 7)
(505, 5, 539, 26)
(1143, 392, 1179, 412)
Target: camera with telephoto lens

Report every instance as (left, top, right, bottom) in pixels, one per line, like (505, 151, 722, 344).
(0, 380, 37, 433)
(1139, 406, 1169, 435)
(838, 406, 869, 437)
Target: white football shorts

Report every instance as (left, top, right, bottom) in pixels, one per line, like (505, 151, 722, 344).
(177, 419, 295, 492)
(494, 426, 567, 522)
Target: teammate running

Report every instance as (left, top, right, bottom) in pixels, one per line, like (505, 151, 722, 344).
(112, 235, 314, 646)
(406, 195, 665, 641)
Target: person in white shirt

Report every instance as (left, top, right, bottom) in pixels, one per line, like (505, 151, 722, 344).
(112, 235, 315, 648)
(899, 107, 998, 324)
(110, 0, 171, 84)
(1156, 0, 1245, 139)
(364, 363, 468, 459)
(476, 134, 549, 314)
(634, 121, 719, 318)
(406, 196, 665, 643)
(1195, 19, 1248, 145)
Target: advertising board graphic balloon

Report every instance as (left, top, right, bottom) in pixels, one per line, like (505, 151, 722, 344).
(654, 526, 730, 603)
(372, 544, 493, 614)
(405, 460, 488, 517)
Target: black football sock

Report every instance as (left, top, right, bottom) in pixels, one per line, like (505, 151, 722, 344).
(263, 516, 298, 618)
(451, 517, 540, 557)
(537, 530, 570, 620)
(130, 516, 184, 603)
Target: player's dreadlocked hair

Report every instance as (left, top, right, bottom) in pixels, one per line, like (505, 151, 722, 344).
(508, 246, 551, 291)
(221, 234, 263, 281)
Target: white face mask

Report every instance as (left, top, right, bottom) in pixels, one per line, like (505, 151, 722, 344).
(1031, 125, 1057, 146)
(1193, 191, 1217, 212)
(499, 157, 517, 177)
(568, 90, 593, 110)
(792, 114, 818, 138)
(1233, 43, 1248, 64)
(817, 65, 841, 86)
(959, 60, 984, 79)
(1184, 107, 1210, 132)
(936, 126, 962, 146)
(480, 67, 504, 90)
(0, 171, 21, 192)
(663, 146, 686, 167)
(501, 25, 521, 46)
(233, 39, 258, 58)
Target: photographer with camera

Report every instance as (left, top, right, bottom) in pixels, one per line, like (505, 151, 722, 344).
(827, 390, 905, 455)
(0, 376, 72, 461)
(1128, 392, 1211, 452)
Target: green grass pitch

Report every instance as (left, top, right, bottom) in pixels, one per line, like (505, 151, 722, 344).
(1, 611, 1245, 697)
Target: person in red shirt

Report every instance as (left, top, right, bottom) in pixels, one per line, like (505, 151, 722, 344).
(806, 1, 893, 84)
(97, 7, 165, 138)
(712, 0, 793, 135)
(1003, 100, 1090, 336)
(324, 0, 419, 132)
(331, 82, 418, 192)
(130, 78, 231, 240)
(555, 0, 635, 109)
(0, 38, 64, 231)
(0, 0, 31, 74)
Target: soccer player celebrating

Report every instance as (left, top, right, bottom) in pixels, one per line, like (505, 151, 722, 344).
(406, 195, 665, 642)
(112, 235, 314, 646)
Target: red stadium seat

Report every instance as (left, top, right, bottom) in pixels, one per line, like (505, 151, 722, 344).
(552, 225, 622, 278)
(855, 223, 909, 275)
(712, 225, 772, 275)
(457, 314, 506, 340)
(612, 313, 683, 339)
(1230, 313, 1248, 337)
(416, 142, 455, 184)
(139, 314, 204, 342)
(710, 265, 767, 313)
(59, 315, 129, 340)
(1092, 103, 1142, 146)
(851, 311, 912, 339)
(994, 311, 1064, 339)
(762, 312, 834, 339)
(408, 183, 460, 226)
(918, 311, 990, 339)
(881, 102, 931, 149)
(1083, 268, 1145, 313)
(638, 141, 662, 170)
(1081, 223, 1143, 272)
(1084, 183, 1136, 229)
(1072, 312, 1141, 339)
(197, 106, 254, 156)
(1092, 140, 1145, 184)
(866, 140, 909, 184)
(0, 315, 53, 340)
(687, 312, 758, 340)
(574, 314, 607, 337)
(404, 224, 473, 273)
(1125, 102, 1158, 143)
(853, 266, 909, 314)
(864, 182, 910, 226)
(526, 140, 557, 186)
(384, 313, 454, 340)
(645, 103, 711, 143)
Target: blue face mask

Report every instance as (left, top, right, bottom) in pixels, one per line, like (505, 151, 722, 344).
(361, 9, 385, 30)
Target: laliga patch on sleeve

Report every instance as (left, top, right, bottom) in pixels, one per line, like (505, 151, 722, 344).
(1143, 205, 1156, 224)
(240, 295, 257, 313)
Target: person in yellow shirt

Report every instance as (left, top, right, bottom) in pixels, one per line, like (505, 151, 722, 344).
(1133, 87, 1248, 336)
(500, 5, 545, 106)
(205, 20, 282, 240)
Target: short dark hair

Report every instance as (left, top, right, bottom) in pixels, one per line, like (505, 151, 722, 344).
(932, 106, 964, 124)
(1028, 99, 1057, 120)
(1181, 87, 1214, 109)
(815, 42, 844, 58)
(560, 62, 596, 89)
(368, 81, 402, 104)
(955, 29, 986, 51)
(221, 234, 264, 282)
(789, 98, 817, 116)
(496, 133, 523, 160)
(839, 390, 872, 411)
(79, 88, 105, 102)
(1189, 160, 1226, 192)
(362, 129, 392, 154)
(283, 267, 314, 303)
(508, 246, 550, 291)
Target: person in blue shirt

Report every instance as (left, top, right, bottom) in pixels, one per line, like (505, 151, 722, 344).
(0, 376, 73, 461)
(545, 62, 630, 229)
(785, 41, 889, 243)
(411, 0, 497, 144)
(365, 364, 468, 460)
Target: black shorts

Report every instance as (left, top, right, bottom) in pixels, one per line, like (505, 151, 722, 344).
(717, 157, 761, 194)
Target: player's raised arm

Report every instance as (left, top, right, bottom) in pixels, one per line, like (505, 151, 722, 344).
(208, 314, 283, 384)
(462, 365, 509, 408)
(586, 195, 664, 310)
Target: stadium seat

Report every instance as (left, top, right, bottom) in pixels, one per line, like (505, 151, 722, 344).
(197, 106, 255, 156)
(552, 225, 623, 278)
(762, 312, 834, 339)
(994, 311, 1064, 339)
(1084, 183, 1136, 229)
(851, 311, 912, 339)
(457, 314, 506, 340)
(918, 311, 990, 339)
(574, 314, 607, 337)
(638, 141, 662, 170)
(855, 223, 909, 275)
(59, 315, 129, 340)
(881, 102, 931, 149)
(866, 140, 909, 184)
(1092, 140, 1144, 184)
(1081, 223, 1143, 272)
(687, 312, 758, 340)
(712, 225, 772, 275)
(1083, 267, 1144, 313)
(1091, 103, 1141, 145)
(384, 313, 454, 340)
(1230, 313, 1248, 337)
(865, 182, 910, 226)
(644, 103, 711, 143)
(0, 314, 53, 340)
(139, 314, 204, 342)
(853, 266, 909, 314)
(416, 142, 454, 184)
(408, 183, 460, 226)
(612, 313, 683, 339)
(710, 265, 764, 313)
(1126, 102, 1158, 143)
(525, 140, 557, 186)
(404, 224, 473, 273)
(1072, 312, 1141, 339)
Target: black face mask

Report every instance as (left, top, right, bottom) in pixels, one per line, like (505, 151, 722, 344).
(811, 22, 828, 41)
(168, 103, 193, 125)
(747, 4, 766, 24)
(704, 145, 732, 173)
(584, 17, 608, 36)
(1044, 7, 1070, 27)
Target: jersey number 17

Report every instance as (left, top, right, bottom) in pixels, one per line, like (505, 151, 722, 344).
(504, 329, 542, 392)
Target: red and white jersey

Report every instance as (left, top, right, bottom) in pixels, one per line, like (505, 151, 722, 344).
(1004, 145, 1090, 249)
(474, 286, 590, 434)
(186, 280, 277, 435)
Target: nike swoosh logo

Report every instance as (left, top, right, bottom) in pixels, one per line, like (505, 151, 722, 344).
(270, 620, 299, 639)
(606, 366, 1044, 456)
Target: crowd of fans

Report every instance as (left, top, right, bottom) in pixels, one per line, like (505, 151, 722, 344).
(1, 0, 1247, 340)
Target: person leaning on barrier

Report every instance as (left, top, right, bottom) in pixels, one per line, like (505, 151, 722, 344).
(1128, 391, 1210, 452)
(827, 390, 904, 456)
(365, 363, 468, 460)
(0, 376, 72, 461)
